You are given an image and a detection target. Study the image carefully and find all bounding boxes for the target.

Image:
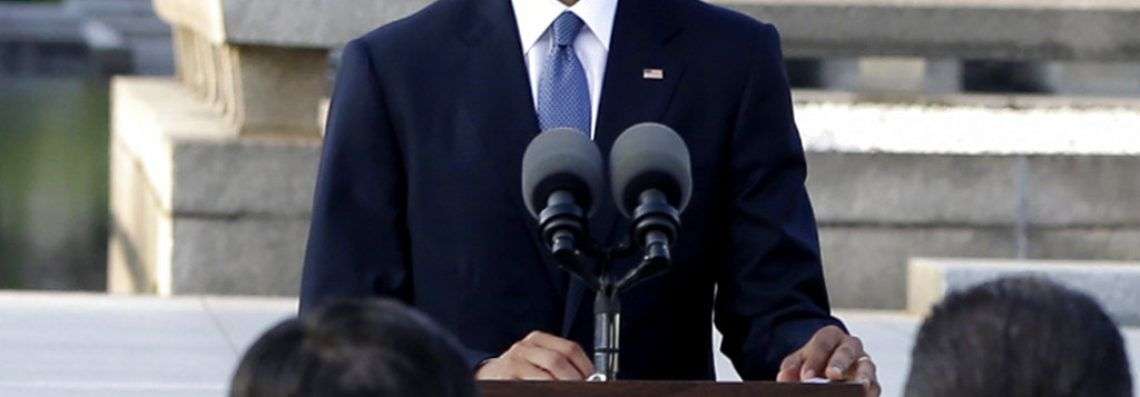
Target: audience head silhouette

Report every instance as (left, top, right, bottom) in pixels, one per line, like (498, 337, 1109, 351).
(905, 276, 1133, 397)
(231, 299, 476, 397)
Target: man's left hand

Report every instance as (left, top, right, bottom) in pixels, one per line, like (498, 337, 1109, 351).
(776, 325, 880, 397)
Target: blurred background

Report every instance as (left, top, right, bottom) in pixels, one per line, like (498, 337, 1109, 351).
(0, 0, 1138, 395)
(1, 0, 170, 290)
(3, 0, 1137, 294)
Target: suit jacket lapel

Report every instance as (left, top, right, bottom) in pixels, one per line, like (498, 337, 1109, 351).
(563, 0, 687, 337)
(460, 0, 570, 300)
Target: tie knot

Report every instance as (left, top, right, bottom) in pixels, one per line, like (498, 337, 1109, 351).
(551, 12, 585, 47)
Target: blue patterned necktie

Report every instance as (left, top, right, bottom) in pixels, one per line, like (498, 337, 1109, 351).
(537, 12, 591, 137)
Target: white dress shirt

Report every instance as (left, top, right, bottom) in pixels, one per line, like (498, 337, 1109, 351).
(510, 0, 618, 137)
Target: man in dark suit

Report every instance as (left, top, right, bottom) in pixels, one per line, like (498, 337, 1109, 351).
(302, 0, 878, 392)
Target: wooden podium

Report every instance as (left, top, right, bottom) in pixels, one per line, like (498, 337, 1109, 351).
(478, 381, 864, 397)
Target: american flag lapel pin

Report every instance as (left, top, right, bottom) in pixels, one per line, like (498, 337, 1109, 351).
(643, 68, 664, 80)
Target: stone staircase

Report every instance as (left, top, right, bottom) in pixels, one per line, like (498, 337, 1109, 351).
(798, 91, 1140, 309)
(108, 0, 1140, 312)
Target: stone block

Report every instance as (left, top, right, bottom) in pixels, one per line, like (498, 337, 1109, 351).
(171, 217, 307, 296)
(907, 257, 1140, 326)
(172, 137, 319, 216)
(170, 28, 327, 136)
(113, 77, 320, 215)
(1029, 228, 1140, 261)
(108, 140, 165, 294)
(1026, 155, 1140, 226)
(224, 45, 327, 136)
(820, 226, 1017, 310)
(110, 77, 319, 296)
(806, 152, 1018, 225)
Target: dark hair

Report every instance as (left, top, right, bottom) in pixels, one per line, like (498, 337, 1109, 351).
(230, 319, 309, 396)
(231, 299, 476, 397)
(905, 276, 1133, 397)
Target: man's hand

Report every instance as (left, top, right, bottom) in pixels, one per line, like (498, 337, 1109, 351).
(475, 331, 595, 381)
(776, 325, 880, 397)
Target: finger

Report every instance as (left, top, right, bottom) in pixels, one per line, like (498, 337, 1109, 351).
(511, 358, 556, 381)
(800, 326, 846, 380)
(776, 351, 805, 382)
(824, 337, 864, 380)
(518, 344, 585, 380)
(853, 357, 877, 385)
(853, 358, 880, 397)
(474, 359, 512, 380)
(523, 331, 595, 377)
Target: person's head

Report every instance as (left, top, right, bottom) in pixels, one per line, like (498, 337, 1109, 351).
(905, 276, 1133, 397)
(231, 299, 476, 397)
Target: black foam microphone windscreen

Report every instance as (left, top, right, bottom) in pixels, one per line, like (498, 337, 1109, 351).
(609, 123, 693, 218)
(521, 128, 605, 219)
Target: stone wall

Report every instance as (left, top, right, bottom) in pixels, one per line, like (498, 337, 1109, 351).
(109, 79, 318, 295)
(798, 92, 1140, 308)
(109, 0, 1140, 303)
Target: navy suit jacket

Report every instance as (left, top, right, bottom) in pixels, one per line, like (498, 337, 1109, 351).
(301, 0, 843, 380)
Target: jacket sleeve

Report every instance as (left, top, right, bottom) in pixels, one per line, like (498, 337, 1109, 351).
(299, 39, 495, 370)
(713, 23, 846, 380)
(300, 39, 413, 312)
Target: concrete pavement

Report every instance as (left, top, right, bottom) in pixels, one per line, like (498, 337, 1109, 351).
(0, 292, 1135, 396)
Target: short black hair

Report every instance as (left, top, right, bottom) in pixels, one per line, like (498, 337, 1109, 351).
(229, 319, 308, 396)
(231, 299, 476, 397)
(905, 276, 1133, 397)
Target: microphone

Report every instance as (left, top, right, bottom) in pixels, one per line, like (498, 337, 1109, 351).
(609, 123, 692, 264)
(521, 128, 605, 257)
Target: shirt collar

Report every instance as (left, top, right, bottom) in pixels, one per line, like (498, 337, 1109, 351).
(511, 0, 618, 54)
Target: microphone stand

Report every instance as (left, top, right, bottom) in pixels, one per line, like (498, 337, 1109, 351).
(550, 235, 673, 382)
(543, 188, 680, 381)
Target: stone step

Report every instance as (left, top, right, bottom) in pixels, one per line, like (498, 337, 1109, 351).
(110, 77, 1140, 309)
(798, 92, 1140, 310)
(907, 257, 1140, 326)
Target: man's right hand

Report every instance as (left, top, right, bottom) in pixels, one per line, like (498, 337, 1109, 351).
(475, 331, 595, 380)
